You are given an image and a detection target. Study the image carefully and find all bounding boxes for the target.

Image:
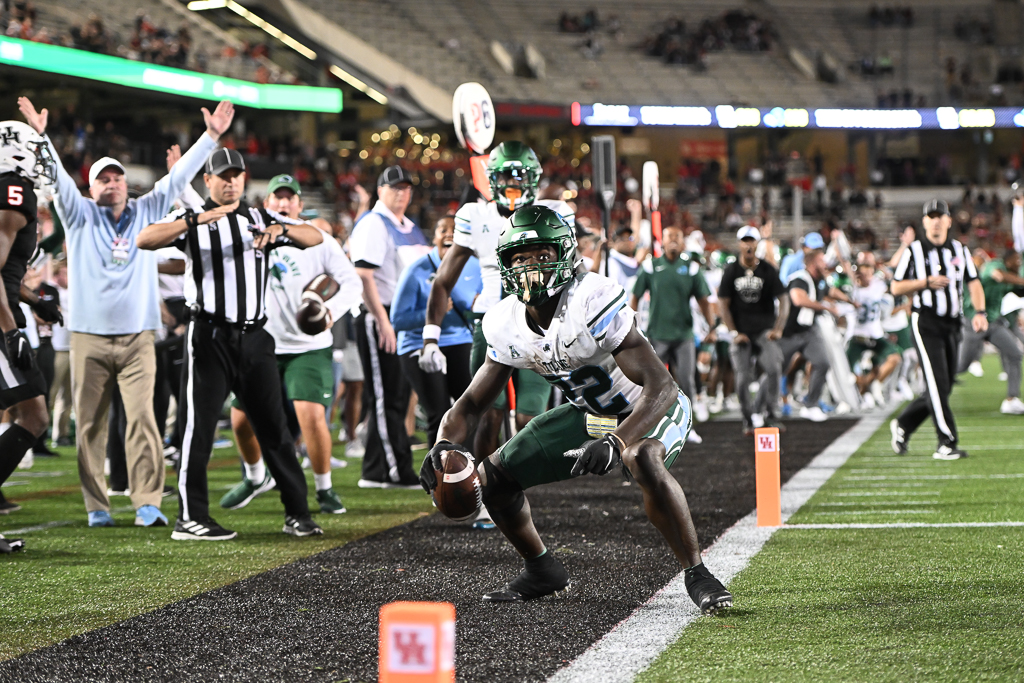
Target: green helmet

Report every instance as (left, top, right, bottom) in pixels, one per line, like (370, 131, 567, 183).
(496, 205, 579, 306)
(487, 141, 541, 211)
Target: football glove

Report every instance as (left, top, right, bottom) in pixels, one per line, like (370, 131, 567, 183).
(418, 439, 471, 493)
(4, 329, 34, 371)
(418, 341, 447, 374)
(31, 298, 63, 325)
(565, 434, 623, 477)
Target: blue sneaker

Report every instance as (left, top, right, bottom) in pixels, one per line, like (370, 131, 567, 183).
(135, 505, 168, 527)
(88, 510, 114, 527)
(818, 401, 836, 414)
(781, 402, 792, 418)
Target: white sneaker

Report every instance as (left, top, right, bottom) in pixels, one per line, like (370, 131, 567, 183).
(687, 430, 703, 444)
(860, 392, 877, 411)
(708, 395, 724, 414)
(724, 395, 741, 412)
(18, 449, 34, 470)
(871, 380, 887, 407)
(750, 413, 765, 429)
(300, 457, 311, 470)
(999, 372, 1008, 382)
(345, 439, 365, 458)
(694, 400, 710, 423)
(336, 429, 348, 443)
(329, 456, 348, 468)
(799, 405, 828, 422)
(1000, 397, 1024, 415)
(968, 361, 984, 378)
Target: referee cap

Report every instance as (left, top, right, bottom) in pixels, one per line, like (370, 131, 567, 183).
(267, 174, 301, 196)
(922, 198, 950, 217)
(88, 157, 126, 186)
(377, 165, 412, 187)
(205, 148, 245, 176)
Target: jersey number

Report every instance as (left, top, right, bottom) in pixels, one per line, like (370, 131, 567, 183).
(550, 366, 629, 415)
(7, 185, 22, 206)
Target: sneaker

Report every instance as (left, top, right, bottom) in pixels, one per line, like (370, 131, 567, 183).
(0, 534, 25, 553)
(88, 510, 114, 527)
(860, 392, 876, 411)
(33, 442, 57, 457)
(724, 395, 741, 412)
(694, 399, 710, 423)
(750, 413, 765, 429)
(134, 505, 168, 527)
(329, 456, 348, 468)
(171, 517, 237, 541)
(107, 488, 131, 497)
(162, 485, 175, 498)
(483, 554, 570, 602)
(345, 440, 365, 458)
(968, 361, 984, 378)
(316, 488, 347, 514)
(684, 563, 733, 615)
(933, 445, 968, 460)
(283, 514, 323, 536)
(163, 447, 180, 467)
(890, 419, 908, 455)
(708, 395, 724, 414)
(1000, 398, 1024, 415)
(799, 405, 828, 422)
(818, 401, 836, 414)
(686, 430, 703, 444)
(871, 381, 887, 407)
(999, 371, 1008, 382)
(781, 402, 793, 418)
(357, 478, 386, 488)
(472, 507, 496, 530)
(219, 471, 276, 509)
(17, 449, 33, 470)
(213, 438, 233, 449)
(0, 496, 21, 514)
(300, 457, 311, 470)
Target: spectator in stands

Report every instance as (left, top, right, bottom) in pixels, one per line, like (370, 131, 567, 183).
(18, 96, 233, 528)
(390, 215, 479, 447)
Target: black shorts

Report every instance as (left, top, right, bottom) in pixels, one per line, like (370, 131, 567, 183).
(0, 341, 47, 410)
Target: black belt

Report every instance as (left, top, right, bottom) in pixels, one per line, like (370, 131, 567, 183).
(189, 308, 267, 332)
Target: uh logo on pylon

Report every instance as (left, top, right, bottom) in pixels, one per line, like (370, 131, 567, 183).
(380, 601, 455, 682)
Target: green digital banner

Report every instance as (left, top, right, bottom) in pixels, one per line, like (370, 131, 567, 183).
(0, 37, 342, 112)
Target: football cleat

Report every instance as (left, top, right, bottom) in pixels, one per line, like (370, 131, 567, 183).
(890, 419, 908, 455)
(483, 553, 569, 602)
(0, 533, 25, 553)
(283, 514, 324, 537)
(219, 471, 276, 510)
(933, 445, 968, 460)
(684, 563, 732, 615)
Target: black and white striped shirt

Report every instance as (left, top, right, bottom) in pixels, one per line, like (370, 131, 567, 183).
(893, 237, 977, 321)
(157, 200, 305, 325)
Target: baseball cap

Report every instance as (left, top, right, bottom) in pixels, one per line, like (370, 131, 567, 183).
(922, 198, 950, 217)
(736, 226, 761, 241)
(88, 157, 126, 186)
(205, 148, 245, 176)
(802, 232, 825, 249)
(267, 174, 301, 196)
(377, 165, 412, 187)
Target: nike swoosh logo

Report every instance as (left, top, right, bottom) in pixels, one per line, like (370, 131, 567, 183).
(562, 338, 578, 348)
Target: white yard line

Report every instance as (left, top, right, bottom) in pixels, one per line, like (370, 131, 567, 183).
(546, 406, 898, 683)
(811, 509, 936, 515)
(1, 520, 73, 534)
(784, 521, 1024, 529)
(842, 473, 1024, 481)
(813, 501, 938, 506)
(832, 491, 940, 497)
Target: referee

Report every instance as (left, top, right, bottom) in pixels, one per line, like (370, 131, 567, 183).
(138, 148, 325, 540)
(890, 199, 986, 460)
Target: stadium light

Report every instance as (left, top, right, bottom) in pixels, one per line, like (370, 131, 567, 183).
(328, 65, 388, 105)
(814, 109, 922, 129)
(189, 0, 316, 61)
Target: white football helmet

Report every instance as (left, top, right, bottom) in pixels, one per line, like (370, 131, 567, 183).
(0, 120, 56, 189)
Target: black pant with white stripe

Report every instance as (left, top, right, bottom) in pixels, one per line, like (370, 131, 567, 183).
(897, 313, 961, 447)
(176, 318, 309, 522)
(355, 309, 415, 485)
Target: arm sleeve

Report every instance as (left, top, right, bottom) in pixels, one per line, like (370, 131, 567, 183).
(322, 236, 363, 320)
(44, 136, 90, 231)
(388, 260, 424, 332)
(893, 244, 914, 281)
(452, 205, 475, 249)
(135, 132, 217, 222)
(348, 214, 387, 267)
(152, 207, 190, 250)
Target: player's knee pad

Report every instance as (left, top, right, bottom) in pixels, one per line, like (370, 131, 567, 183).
(481, 457, 525, 514)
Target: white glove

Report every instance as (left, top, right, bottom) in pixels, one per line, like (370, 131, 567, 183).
(419, 342, 447, 374)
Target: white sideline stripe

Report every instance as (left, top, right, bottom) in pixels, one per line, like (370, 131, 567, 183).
(833, 491, 940, 497)
(778, 528, 1024, 532)
(1, 520, 72, 534)
(813, 501, 938, 506)
(812, 509, 936, 515)
(545, 405, 899, 683)
(843, 473, 1024, 481)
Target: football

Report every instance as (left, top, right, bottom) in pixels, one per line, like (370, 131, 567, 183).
(304, 273, 340, 301)
(433, 449, 482, 521)
(296, 298, 330, 335)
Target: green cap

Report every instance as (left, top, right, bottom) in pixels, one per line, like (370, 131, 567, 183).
(267, 174, 301, 196)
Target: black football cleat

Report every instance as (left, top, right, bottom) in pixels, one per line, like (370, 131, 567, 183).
(0, 534, 25, 553)
(684, 563, 732, 615)
(484, 553, 570, 602)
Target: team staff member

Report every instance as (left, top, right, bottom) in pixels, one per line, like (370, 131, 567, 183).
(138, 149, 325, 540)
(630, 224, 716, 444)
(718, 226, 789, 435)
(220, 174, 362, 514)
(349, 166, 430, 489)
(891, 199, 986, 460)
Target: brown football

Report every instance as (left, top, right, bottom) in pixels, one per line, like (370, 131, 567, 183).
(433, 449, 482, 521)
(296, 299, 330, 335)
(304, 273, 340, 301)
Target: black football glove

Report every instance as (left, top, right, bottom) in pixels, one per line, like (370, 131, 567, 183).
(418, 439, 470, 493)
(4, 329, 34, 371)
(565, 434, 623, 477)
(31, 298, 63, 325)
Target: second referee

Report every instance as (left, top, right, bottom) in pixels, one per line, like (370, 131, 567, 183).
(138, 148, 325, 540)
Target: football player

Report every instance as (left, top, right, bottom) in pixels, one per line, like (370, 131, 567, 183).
(418, 206, 732, 615)
(848, 252, 901, 408)
(420, 142, 574, 461)
(0, 120, 60, 553)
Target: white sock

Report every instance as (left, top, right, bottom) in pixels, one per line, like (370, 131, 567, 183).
(245, 459, 266, 483)
(314, 472, 332, 492)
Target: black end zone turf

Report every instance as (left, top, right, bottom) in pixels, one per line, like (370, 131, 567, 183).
(0, 418, 854, 683)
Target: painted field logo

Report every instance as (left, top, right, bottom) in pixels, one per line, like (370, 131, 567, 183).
(388, 625, 434, 672)
(756, 433, 777, 453)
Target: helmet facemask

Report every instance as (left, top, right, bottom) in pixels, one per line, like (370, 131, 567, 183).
(490, 165, 537, 211)
(498, 236, 578, 307)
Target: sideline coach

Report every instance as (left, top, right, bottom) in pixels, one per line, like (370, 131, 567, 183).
(138, 148, 325, 540)
(890, 199, 986, 460)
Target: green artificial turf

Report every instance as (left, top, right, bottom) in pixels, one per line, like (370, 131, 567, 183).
(0, 434, 433, 659)
(640, 354, 1024, 683)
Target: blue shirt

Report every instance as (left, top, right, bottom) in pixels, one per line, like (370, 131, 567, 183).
(390, 248, 480, 355)
(779, 251, 805, 285)
(46, 132, 217, 335)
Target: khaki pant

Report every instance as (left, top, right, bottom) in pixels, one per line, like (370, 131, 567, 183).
(71, 331, 165, 512)
(49, 349, 72, 440)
